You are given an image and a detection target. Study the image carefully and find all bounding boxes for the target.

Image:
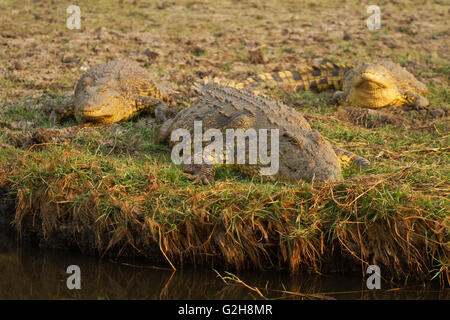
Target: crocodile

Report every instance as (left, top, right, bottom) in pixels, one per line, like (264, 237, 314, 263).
(158, 82, 369, 185)
(52, 60, 428, 125)
(50, 60, 173, 124)
(210, 61, 429, 110)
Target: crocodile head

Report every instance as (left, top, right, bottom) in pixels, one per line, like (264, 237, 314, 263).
(276, 128, 342, 183)
(74, 75, 126, 124)
(347, 63, 404, 109)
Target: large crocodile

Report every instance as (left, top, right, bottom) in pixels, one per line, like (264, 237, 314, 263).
(158, 82, 369, 185)
(52, 60, 429, 125)
(214, 61, 429, 110)
(50, 60, 174, 124)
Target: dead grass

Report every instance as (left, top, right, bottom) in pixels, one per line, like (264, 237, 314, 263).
(1, 144, 447, 285)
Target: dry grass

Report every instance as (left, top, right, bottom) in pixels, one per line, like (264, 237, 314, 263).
(1, 144, 447, 285)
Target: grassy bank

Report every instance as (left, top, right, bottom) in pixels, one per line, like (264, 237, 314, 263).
(0, 0, 449, 285)
(0, 123, 448, 284)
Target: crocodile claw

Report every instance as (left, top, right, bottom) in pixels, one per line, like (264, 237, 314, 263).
(183, 163, 215, 186)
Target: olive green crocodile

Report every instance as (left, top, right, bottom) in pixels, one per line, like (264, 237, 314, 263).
(158, 82, 369, 185)
(50, 60, 172, 124)
(52, 60, 428, 125)
(209, 61, 429, 109)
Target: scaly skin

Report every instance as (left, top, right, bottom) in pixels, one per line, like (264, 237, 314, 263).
(50, 61, 369, 171)
(52, 60, 428, 125)
(332, 61, 429, 109)
(211, 61, 429, 109)
(159, 82, 369, 184)
(51, 60, 171, 124)
(208, 62, 351, 95)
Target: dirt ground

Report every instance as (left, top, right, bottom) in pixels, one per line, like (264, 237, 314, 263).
(0, 0, 448, 99)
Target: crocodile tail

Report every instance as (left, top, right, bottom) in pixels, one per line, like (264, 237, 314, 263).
(332, 145, 370, 169)
(200, 77, 253, 90)
(197, 78, 267, 96)
(239, 62, 353, 92)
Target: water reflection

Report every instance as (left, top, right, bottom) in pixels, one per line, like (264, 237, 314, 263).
(0, 228, 448, 300)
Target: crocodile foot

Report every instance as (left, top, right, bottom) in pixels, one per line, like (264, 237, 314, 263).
(182, 162, 215, 185)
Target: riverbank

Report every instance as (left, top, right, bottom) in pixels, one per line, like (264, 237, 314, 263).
(0, 229, 447, 299)
(0, 143, 448, 285)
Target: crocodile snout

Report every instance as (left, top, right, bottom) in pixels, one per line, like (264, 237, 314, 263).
(312, 166, 342, 183)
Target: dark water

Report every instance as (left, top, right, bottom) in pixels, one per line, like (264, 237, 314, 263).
(0, 229, 448, 300)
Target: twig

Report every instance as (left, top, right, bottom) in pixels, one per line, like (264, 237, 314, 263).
(159, 227, 177, 271)
(215, 270, 268, 299)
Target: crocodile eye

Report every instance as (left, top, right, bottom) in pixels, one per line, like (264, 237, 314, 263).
(282, 132, 304, 146)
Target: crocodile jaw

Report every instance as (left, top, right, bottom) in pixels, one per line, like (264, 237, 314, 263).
(347, 68, 404, 109)
(75, 102, 114, 123)
(74, 97, 127, 124)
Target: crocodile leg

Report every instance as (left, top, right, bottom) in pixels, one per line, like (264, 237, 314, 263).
(135, 96, 170, 123)
(155, 102, 171, 123)
(182, 161, 216, 185)
(157, 118, 175, 144)
(332, 145, 370, 169)
(49, 96, 75, 124)
(404, 91, 429, 110)
(181, 113, 256, 186)
(329, 90, 347, 106)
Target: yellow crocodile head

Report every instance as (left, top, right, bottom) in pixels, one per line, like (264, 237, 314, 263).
(347, 63, 405, 109)
(74, 76, 127, 124)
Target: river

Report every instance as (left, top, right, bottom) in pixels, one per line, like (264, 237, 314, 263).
(0, 228, 447, 300)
